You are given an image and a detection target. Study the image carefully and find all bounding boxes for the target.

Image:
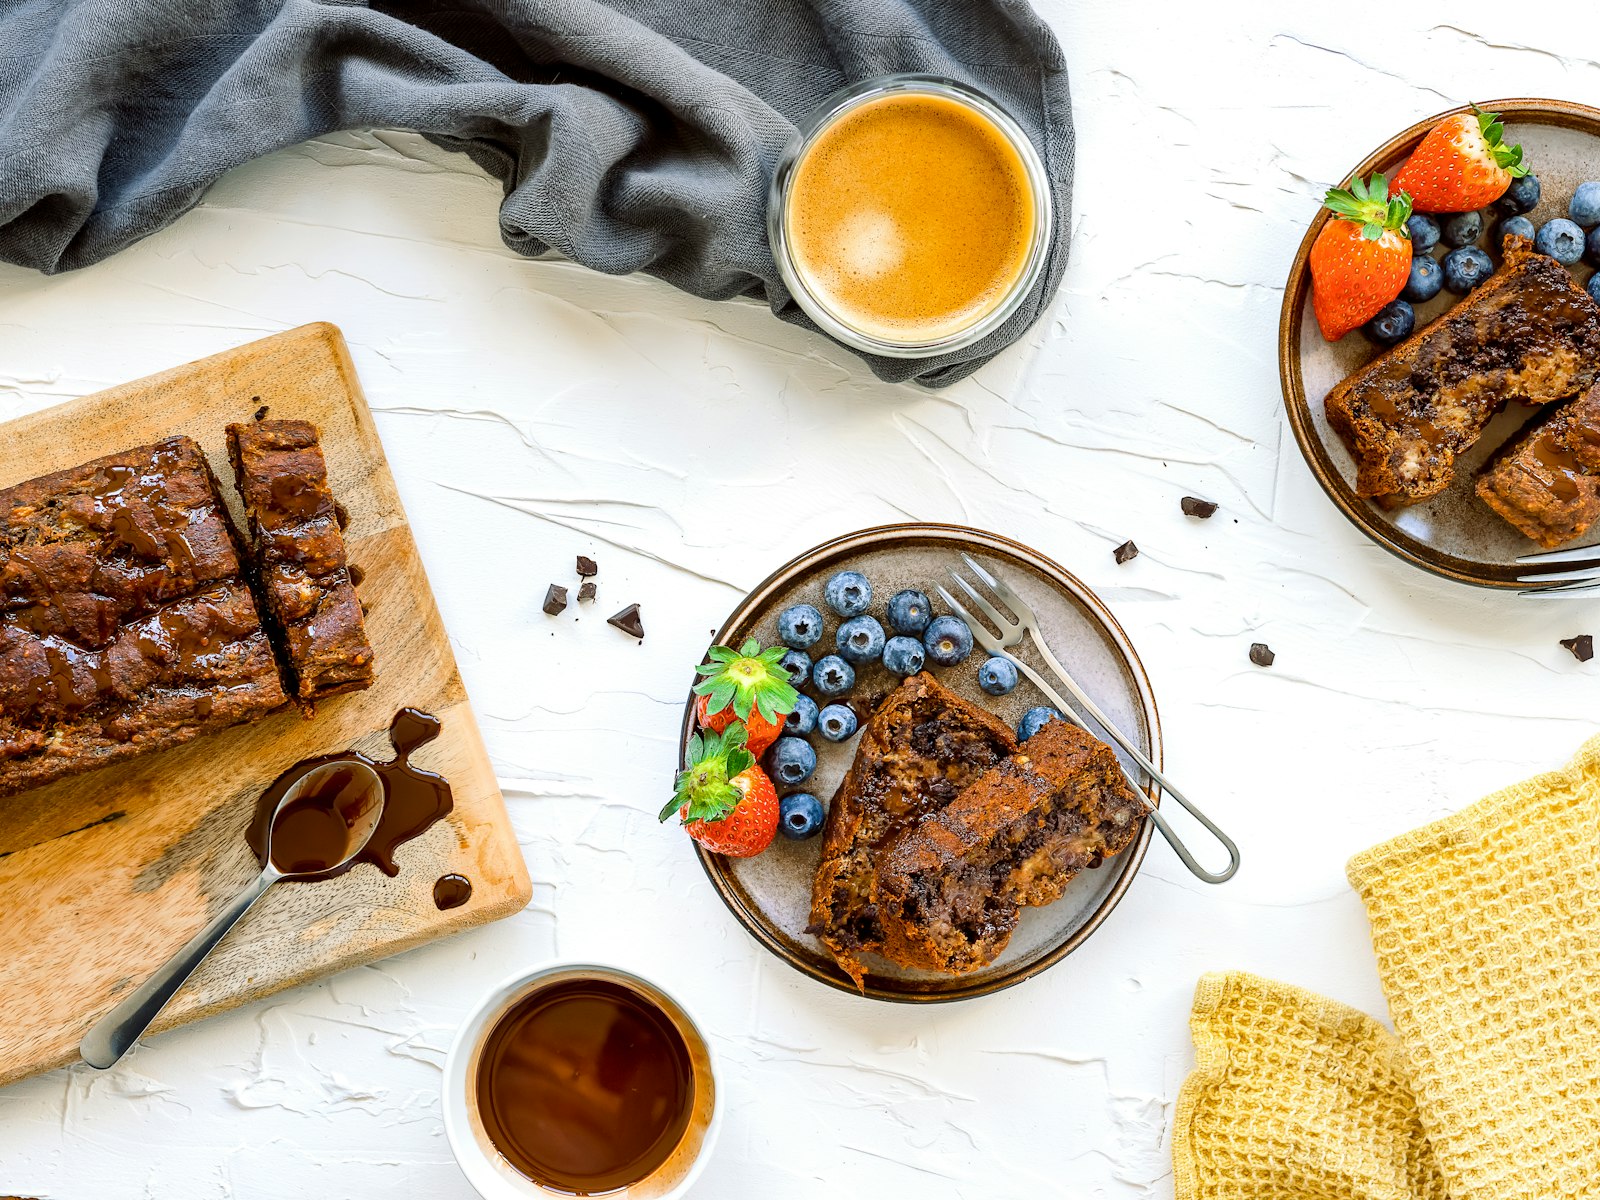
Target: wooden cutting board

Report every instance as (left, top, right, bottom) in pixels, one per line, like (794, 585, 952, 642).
(0, 323, 531, 1087)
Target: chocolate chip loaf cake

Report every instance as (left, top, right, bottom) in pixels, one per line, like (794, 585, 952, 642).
(1325, 236, 1600, 507)
(874, 719, 1145, 975)
(1476, 379, 1600, 549)
(227, 419, 373, 707)
(0, 437, 287, 798)
(808, 672, 1017, 987)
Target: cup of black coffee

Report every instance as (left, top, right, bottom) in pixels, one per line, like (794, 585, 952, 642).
(444, 963, 721, 1199)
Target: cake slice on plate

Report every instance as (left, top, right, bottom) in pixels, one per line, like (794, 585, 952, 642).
(1325, 236, 1600, 507)
(873, 719, 1146, 976)
(808, 671, 1016, 988)
(1476, 379, 1600, 548)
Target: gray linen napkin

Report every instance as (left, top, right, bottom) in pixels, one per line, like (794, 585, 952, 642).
(0, 0, 1073, 385)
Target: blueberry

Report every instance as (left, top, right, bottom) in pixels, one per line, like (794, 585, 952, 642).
(977, 656, 1019, 696)
(923, 616, 973, 667)
(779, 649, 811, 687)
(1495, 172, 1540, 216)
(779, 792, 825, 840)
(1536, 217, 1586, 265)
(1441, 246, 1494, 293)
(1364, 299, 1415, 346)
(1590, 273, 1600, 305)
(1570, 181, 1600, 228)
(885, 588, 933, 635)
(1017, 706, 1062, 742)
(777, 603, 824, 650)
(1401, 254, 1442, 303)
(766, 736, 817, 786)
(1497, 214, 1536, 245)
(836, 615, 886, 664)
(1406, 213, 1440, 254)
(784, 694, 819, 736)
(1586, 226, 1600, 268)
(817, 703, 859, 742)
(823, 570, 872, 618)
(882, 635, 926, 677)
(1441, 210, 1483, 248)
(812, 654, 854, 697)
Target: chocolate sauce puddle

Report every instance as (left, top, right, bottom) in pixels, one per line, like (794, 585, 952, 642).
(433, 873, 472, 909)
(247, 708, 452, 879)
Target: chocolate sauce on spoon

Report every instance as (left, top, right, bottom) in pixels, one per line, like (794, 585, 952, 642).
(269, 764, 384, 875)
(247, 708, 453, 878)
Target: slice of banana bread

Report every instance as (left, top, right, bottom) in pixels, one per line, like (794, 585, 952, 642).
(1476, 380, 1600, 549)
(1326, 236, 1600, 507)
(227, 419, 374, 707)
(808, 672, 1017, 988)
(873, 719, 1145, 975)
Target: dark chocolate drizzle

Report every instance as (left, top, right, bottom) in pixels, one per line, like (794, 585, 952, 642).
(433, 873, 472, 909)
(247, 708, 453, 879)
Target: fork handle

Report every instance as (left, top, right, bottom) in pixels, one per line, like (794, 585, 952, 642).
(1002, 650, 1239, 884)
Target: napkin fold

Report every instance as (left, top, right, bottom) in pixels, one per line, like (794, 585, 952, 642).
(1175, 732, 1600, 1199)
(0, 0, 1074, 387)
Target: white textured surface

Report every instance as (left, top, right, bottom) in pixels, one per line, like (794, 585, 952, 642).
(1, 4, 1597, 1196)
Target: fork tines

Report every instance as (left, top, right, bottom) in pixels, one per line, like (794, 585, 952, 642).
(1515, 542, 1600, 595)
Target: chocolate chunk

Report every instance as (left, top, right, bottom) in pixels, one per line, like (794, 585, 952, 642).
(333, 501, 350, 530)
(347, 563, 365, 587)
(1249, 642, 1275, 667)
(608, 603, 644, 639)
(253, 403, 270, 422)
(576, 555, 599, 578)
(1113, 540, 1139, 565)
(1181, 496, 1218, 519)
(542, 584, 568, 616)
(578, 581, 597, 602)
(1560, 634, 1594, 663)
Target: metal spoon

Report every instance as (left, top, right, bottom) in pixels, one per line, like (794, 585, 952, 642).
(80, 760, 385, 1070)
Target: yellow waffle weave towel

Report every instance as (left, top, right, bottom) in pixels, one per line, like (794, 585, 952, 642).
(1174, 733, 1600, 1200)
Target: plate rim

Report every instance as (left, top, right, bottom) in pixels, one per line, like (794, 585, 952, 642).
(680, 521, 1163, 1004)
(1277, 96, 1600, 589)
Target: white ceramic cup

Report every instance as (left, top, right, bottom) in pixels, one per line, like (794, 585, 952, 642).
(443, 962, 722, 1200)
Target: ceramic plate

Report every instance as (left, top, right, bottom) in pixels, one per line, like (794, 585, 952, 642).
(680, 524, 1161, 1002)
(1280, 98, 1600, 588)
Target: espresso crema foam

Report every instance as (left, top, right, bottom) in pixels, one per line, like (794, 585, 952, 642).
(785, 91, 1036, 343)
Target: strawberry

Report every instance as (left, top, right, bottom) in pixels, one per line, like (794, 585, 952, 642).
(1310, 173, 1413, 341)
(661, 725, 779, 857)
(1393, 105, 1527, 214)
(691, 637, 797, 755)
(695, 693, 784, 756)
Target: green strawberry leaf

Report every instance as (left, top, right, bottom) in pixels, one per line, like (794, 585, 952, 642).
(664, 724, 752, 825)
(1325, 173, 1412, 240)
(690, 639, 798, 720)
(1472, 103, 1528, 176)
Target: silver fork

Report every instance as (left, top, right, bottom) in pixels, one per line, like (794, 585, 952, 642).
(939, 554, 1240, 884)
(1515, 543, 1600, 597)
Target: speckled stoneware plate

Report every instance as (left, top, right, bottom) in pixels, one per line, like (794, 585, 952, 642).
(1280, 98, 1600, 589)
(680, 523, 1161, 1003)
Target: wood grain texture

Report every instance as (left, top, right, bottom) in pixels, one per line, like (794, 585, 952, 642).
(0, 323, 531, 1087)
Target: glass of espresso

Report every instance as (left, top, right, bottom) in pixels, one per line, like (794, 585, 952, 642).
(444, 964, 720, 1199)
(769, 74, 1053, 358)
